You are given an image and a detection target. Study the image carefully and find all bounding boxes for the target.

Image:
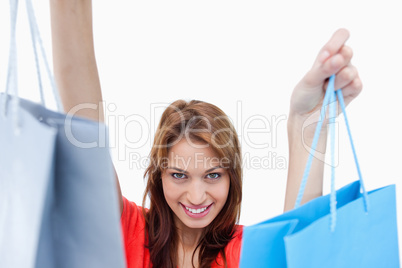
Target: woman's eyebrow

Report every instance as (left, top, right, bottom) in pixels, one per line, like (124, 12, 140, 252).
(205, 166, 223, 173)
(167, 167, 188, 174)
(167, 166, 223, 174)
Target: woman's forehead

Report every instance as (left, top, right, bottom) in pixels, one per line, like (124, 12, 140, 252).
(166, 139, 223, 170)
(168, 139, 217, 156)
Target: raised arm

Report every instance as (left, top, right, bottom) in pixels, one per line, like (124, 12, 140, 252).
(284, 29, 362, 211)
(50, 0, 123, 214)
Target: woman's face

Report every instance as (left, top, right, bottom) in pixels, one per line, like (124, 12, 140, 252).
(161, 138, 230, 230)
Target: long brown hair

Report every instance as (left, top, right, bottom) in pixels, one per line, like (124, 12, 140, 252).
(142, 100, 242, 268)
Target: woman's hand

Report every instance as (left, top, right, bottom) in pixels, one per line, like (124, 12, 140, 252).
(290, 28, 362, 126)
(284, 28, 362, 211)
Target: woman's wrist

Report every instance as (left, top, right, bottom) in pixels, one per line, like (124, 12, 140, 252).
(287, 109, 328, 147)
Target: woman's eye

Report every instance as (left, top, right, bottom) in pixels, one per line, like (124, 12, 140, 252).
(172, 173, 186, 179)
(206, 173, 220, 180)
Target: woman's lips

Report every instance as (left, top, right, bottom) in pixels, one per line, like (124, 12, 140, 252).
(181, 203, 212, 210)
(180, 203, 213, 218)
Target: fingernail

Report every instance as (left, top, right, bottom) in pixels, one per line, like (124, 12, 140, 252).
(319, 50, 330, 63)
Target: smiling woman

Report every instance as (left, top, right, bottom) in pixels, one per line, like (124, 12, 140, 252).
(142, 100, 243, 268)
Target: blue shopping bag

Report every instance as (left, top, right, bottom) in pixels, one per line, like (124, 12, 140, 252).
(239, 75, 400, 267)
(0, 1, 125, 267)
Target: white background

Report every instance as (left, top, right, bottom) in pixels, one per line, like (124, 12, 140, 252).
(1, 0, 401, 256)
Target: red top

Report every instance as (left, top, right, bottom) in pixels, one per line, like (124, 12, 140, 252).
(120, 196, 243, 268)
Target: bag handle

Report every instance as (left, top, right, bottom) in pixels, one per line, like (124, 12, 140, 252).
(2, 0, 63, 124)
(2, 0, 20, 131)
(25, 0, 63, 111)
(294, 75, 369, 231)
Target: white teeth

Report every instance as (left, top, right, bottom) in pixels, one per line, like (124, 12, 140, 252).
(185, 206, 208, 214)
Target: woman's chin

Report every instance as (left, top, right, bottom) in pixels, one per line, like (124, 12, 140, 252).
(174, 214, 212, 230)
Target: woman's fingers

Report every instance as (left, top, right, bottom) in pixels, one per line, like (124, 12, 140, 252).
(339, 77, 363, 106)
(315, 28, 350, 67)
(322, 64, 362, 103)
(304, 29, 351, 87)
(290, 29, 362, 117)
(339, 45, 353, 63)
(322, 63, 358, 90)
(323, 45, 353, 76)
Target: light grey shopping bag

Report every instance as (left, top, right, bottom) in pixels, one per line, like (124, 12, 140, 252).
(0, 1, 126, 267)
(0, 96, 57, 267)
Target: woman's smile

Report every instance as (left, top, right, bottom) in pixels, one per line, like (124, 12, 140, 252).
(180, 202, 214, 218)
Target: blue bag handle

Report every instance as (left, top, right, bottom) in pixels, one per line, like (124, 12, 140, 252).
(294, 75, 369, 231)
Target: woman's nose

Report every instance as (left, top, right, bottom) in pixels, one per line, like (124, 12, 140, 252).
(186, 179, 207, 205)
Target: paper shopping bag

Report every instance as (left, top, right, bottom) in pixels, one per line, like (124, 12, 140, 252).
(0, 0, 125, 266)
(0, 94, 57, 268)
(239, 181, 399, 267)
(0, 93, 126, 268)
(239, 75, 400, 267)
